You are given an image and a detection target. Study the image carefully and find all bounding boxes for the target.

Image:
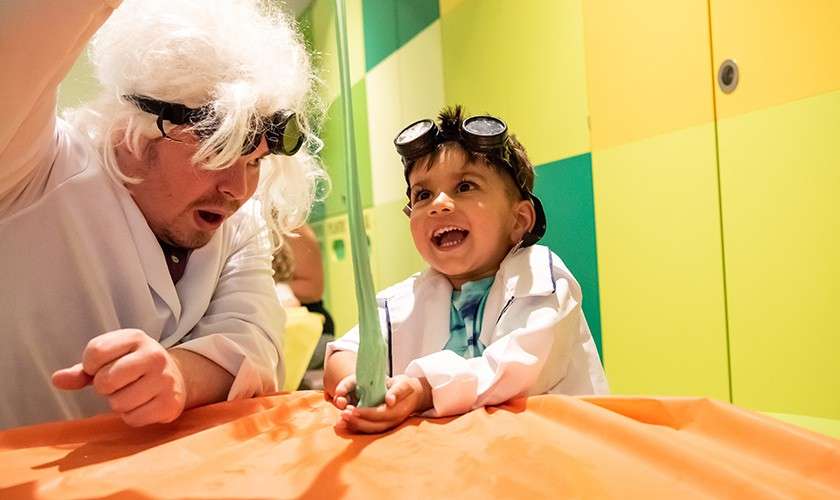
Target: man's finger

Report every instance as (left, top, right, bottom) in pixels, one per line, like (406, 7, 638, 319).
(51, 363, 93, 390)
(106, 375, 158, 414)
(82, 329, 145, 376)
(120, 394, 180, 427)
(92, 350, 149, 396)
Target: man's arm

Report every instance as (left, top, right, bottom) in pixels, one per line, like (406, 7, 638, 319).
(0, 1, 119, 204)
(170, 349, 234, 409)
(173, 207, 285, 400)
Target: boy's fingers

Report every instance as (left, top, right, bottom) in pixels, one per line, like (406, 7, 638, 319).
(350, 404, 404, 423)
(335, 377, 356, 397)
(386, 381, 413, 406)
(333, 396, 348, 410)
(344, 415, 393, 434)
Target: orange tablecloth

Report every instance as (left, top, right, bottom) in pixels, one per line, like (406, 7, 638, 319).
(1, 392, 838, 499)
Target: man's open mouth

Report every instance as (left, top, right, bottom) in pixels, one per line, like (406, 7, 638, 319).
(197, 210, 224, 225)
(432, 226, 469, 249)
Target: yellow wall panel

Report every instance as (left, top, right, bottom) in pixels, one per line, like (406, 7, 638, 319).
(593, 124, 729, 399)
(710, 0, 840, 119)
(366, 22, 445, 206)
(583, 0, 715, 149)
(585, 0, 728, 399)
(438, 0, 467, 17)
(366, 53, 407, 206)
(441, 0, 590, 165)
(370, 200, 426, 291)
(718, 91, 840, 419)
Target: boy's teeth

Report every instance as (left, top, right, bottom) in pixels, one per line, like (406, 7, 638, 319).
(433, 226, 469, 247)
(433, 226, 464, 238)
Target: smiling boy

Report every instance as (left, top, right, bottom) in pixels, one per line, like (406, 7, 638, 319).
(324, 106, 608, 433)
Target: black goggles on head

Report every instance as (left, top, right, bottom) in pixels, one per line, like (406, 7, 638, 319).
(124, 95, 304, 156)
(393, 114, 547, 247)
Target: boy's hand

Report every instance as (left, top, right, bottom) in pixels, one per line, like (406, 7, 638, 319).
(332, 373, 357, 410)
(337, 375, 433, 434)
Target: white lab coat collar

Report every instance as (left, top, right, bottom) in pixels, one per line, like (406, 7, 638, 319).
(497, 244, 557, 299)
(114, 182, 182, 321)
(382, 244, 556, 373)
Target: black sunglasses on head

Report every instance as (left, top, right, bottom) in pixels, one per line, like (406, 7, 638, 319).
(124, 95, 304, 156)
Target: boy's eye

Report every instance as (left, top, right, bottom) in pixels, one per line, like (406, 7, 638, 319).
(456, 181, 474, 193)
(247, 158, 263, 169)
(413, 189, 431, 203)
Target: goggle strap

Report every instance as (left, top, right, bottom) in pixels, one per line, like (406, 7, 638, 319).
(126, 94, 303, 157)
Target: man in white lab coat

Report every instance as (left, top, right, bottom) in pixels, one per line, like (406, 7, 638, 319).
(0, 0, 324, 429)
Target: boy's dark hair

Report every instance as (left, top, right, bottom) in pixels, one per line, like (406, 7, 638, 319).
(403, 105, 536, 201)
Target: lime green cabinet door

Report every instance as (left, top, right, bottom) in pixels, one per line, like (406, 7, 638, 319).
(583, 0, 730, 400)
(711, 0, 840, 418)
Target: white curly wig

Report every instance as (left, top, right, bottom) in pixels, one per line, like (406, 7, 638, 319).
(67, 0, 327, 244)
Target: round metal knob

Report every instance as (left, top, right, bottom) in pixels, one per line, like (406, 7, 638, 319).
(718, 59, 739, 94)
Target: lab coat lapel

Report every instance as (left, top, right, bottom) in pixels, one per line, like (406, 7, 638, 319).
(418, 270, 454, 357)
(478, 245, 555, 345)
(164, 231, 223, 346)
(386, 269, 452, 373)
(113, 183, 182, 321)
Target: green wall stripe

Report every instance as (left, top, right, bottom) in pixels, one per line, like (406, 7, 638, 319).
(534, 153, 602, 358)
(363, 0, 439, 71)
(362, 0, 398, 71)
(396, 0, 439, 49)
(311, 78, 373, 222)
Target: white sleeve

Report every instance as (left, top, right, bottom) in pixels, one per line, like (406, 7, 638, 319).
(325, 325, 361, 358)
(0, 0, 119, 208)
(325, 297, 390, 360)
(405, 279, 581, 417)
(174, 217, 284, 401)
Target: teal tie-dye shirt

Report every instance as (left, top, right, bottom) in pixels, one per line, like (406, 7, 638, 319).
(444, 276, 495, 359)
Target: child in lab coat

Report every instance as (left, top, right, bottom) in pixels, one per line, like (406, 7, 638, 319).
(324, 106, 608, 433)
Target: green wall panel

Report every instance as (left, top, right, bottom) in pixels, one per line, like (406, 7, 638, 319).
(312, 79, 373, 221)
(363, 0, 439, 71)
(396, 0, 440, 50)
(362, 0, 398, 71)
(533, 154, 602, 357)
